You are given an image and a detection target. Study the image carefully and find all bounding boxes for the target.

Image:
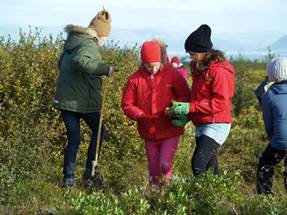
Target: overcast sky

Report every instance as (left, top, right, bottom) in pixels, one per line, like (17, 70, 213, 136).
(1, 0, 286, 34)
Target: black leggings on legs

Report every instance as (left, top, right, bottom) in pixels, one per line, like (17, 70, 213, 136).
(256, 144, 287, 195)
(192, 135, 220, 176)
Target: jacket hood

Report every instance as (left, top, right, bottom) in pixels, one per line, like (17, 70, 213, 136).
(158, 40, 168, 65)
(271, 82, 287, 94)
(212, 60, 234, 75)
(63, 24, 99, 52)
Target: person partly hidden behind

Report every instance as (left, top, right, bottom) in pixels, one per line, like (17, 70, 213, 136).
(170, 56, 188, 80)
(256, 57, 287, 195)
(169, 24, 235, 176)
(53, 9, 113, 187)
(121, 40, 190, 187)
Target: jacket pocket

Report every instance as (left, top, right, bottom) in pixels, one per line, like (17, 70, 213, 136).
(154, 114, 172, 130)
(139, 119, 156, 135)
(88, 75, 102, 90)
(88, 76, 102, 108)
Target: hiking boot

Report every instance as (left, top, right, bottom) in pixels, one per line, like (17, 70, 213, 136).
(82, 168, 105, 188)
(63, 178, 75, 188)
(82, 168, 93, 187)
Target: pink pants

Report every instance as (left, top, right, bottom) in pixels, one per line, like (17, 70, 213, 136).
(144, 135, 180, 187)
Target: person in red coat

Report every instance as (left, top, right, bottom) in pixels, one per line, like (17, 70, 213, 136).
(171, 56, 188, 80)
(170, 24, 235, 176)
(121, 40, 190, 186)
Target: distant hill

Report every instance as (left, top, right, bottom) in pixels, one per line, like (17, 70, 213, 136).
(250, 35, 287, 58)
(110, 29, 287, 59)
(212, 37, 246, 52)
(270, 35, 287, 51)
(109, 29, 251, 57)
(1, 25, 286, 60)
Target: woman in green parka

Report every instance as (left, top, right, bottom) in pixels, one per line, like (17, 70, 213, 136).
(53, 9, 113, 187)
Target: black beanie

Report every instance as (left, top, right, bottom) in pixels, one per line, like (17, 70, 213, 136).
(184, 24, 213, 53)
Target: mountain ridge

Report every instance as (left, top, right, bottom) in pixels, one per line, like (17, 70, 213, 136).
(1, 26, 286, 59)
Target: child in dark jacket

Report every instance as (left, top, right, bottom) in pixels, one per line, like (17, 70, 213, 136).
(54, 9, 113, 187)
(256, 57, 287, 195)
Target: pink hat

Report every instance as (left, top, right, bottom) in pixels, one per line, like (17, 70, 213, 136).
(140, 41, 161, 63)
(171, 56, 180, 64)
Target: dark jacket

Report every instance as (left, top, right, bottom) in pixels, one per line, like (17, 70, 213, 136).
(53, 25, 110, 113)
(262, 81, 287, 150)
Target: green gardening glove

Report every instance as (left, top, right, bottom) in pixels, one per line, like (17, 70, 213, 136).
(172, 115, 189, 127)
(170, 101, 190, 115)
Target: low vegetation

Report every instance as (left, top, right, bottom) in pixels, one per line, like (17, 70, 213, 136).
(0, 30, 286, 214)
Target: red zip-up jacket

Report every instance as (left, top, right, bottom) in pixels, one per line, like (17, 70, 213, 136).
(189, 60, 235, 126)
(122, 61, 190, 140)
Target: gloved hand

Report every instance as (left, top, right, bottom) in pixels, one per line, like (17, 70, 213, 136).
(172, 115, 189, 127)
(138, 112, 158, 120)
(170, 101, 190, 115)
(164, 106, 173, 117)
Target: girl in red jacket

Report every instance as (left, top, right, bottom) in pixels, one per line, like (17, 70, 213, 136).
(171, 56, 188, 81)
(121, 40, 190, 186)
(171, 25, 235, 176)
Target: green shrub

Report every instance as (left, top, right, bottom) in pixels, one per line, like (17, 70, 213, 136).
(1, 29, 286, 214)
(231, 60, 266, 116)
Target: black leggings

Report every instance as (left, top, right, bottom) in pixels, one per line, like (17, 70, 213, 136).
(192, 135, 220, 176)
(256, 144, 287, 195)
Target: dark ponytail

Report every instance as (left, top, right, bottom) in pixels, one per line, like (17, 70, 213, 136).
(198, 49, 225, 71)
(192, 49, 226, 80)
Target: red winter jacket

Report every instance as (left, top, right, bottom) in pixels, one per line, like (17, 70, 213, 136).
(122, 61, 190, 140)
(188, 60, 235, 126)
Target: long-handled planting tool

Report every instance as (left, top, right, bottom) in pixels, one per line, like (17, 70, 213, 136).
(90, 77, 110, 188)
